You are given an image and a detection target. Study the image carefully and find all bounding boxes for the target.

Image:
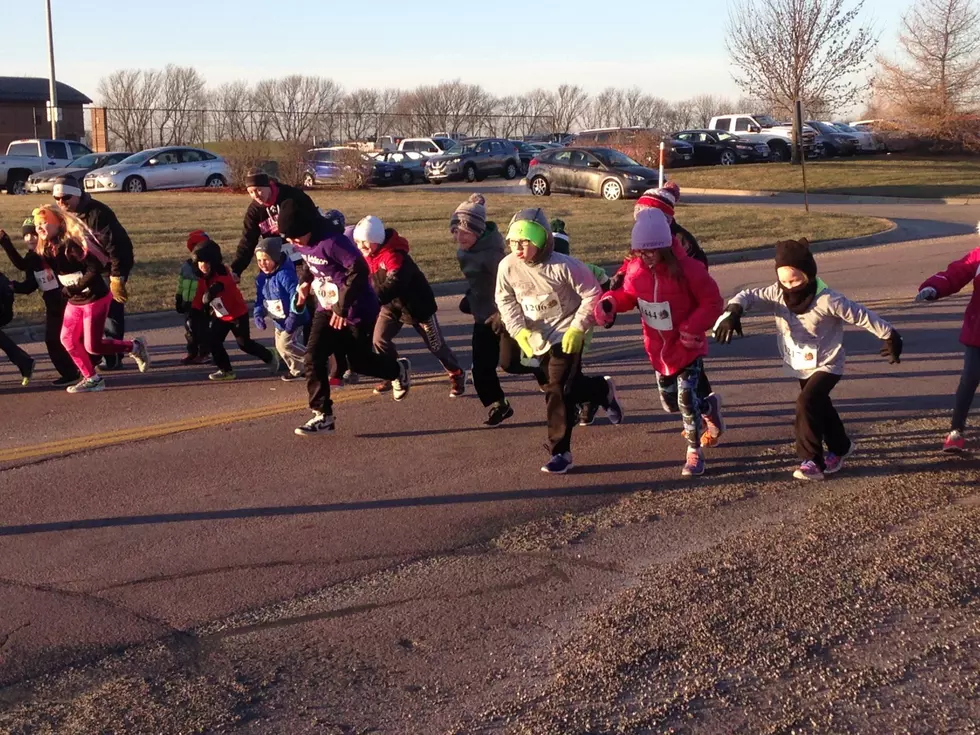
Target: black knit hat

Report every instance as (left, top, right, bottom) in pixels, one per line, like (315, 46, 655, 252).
(191, 239, 223, 266)
(551, 218, 569, 255)
(774, 238, 817, 280)
(245, 168, 271, 188)
(277, 198, 314, 239)
(21, 216, 36, 237)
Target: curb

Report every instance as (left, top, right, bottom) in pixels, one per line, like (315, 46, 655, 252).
(684, 187, 980, 205)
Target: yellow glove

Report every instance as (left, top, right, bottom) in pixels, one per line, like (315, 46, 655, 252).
(562, 328, 585, 354)
(515, 327, 535, 358)
(109, 277, 128, 304)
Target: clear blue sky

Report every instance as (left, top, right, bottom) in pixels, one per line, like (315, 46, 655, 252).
(6, 0, 906, 106)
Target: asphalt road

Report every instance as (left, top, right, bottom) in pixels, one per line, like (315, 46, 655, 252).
(1, 196, 979, 733)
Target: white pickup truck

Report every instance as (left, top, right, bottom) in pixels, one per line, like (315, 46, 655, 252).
(0, 139, 91, 195)
(709, 114, 816, 162)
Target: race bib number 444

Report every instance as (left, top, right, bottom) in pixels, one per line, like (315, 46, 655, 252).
(637, 298, 673, 331)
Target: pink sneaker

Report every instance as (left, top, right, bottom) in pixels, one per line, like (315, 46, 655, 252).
(793, 460, 825, 481)
(943, 431, 966, 453)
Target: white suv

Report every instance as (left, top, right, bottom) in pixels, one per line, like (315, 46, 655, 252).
(398, 137, 455, 158)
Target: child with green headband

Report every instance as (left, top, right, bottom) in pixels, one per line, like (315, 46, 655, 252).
(495, 207, 624, 474)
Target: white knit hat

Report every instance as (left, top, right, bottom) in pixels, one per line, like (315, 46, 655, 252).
(353, 215, 385, 245)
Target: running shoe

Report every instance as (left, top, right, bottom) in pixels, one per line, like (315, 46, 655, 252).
(295, 412, 335, 436)
(943, 430, 966, 453)
(578, 402, 600, 426)
(52, 375, 79, 387)
(130, 337, 150, 373)
(681, 447, 705, 477)
(604, 376, 624, 425)
(485, 400, 514, 427)
(793, 460, 825, 481)
(20, 359, 35, 387)
(67, 375, 105, 393)
(209, 370, 236, 381)
(281, 372, 305, 382)
(180, 355, 211, 366)
(373, 380, 392, 394)
(449, 370, 466, 398)
(330, 377, 345, 387)
(343, 370, 359, 385)
(824, 441, 856, 474)
(541, 452, 574, 474)
(702, 392, 726, 445)
(392, 358, 411, 401)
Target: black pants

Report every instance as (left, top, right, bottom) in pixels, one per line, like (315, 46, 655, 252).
(184, 308, 211, 358)
(210, 315, 272, 373)
(952, 345, 980, 432)
(0, 329, 33, 376)
(375, 305, 462, 375)
(102, 299, 126, 369)
(796, 372, 850, 470)
(306, 310, 400, 414)
(538, 346, 609, 456)
(42, 294, 79, 379)
(472, 322, 548, 407)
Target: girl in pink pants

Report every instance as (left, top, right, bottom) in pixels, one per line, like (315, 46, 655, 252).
(32, 206, 149, 393)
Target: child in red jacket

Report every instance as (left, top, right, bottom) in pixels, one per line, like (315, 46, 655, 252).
(916, 238, 980, 452)
(595, 208, 725, 477)
(191, 239, 279, 381)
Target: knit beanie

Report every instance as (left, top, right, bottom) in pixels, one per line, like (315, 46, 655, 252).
(255, 236, 283, 262)
(630, 209, 673, 251)
(186, 229, 210, 252)
(277, 198, 315, 239)
(321, 208, 346, 230)
(507, 207, 554, 264)
(774, 238, 817, 280)
(634, 185, 678, 221)
(451, 193, 487, 236)
(551, 218, 569, 255)
(191, 239, 223, 266)
(353, 215, 386, 245)
(21, 217, 36, 237)
(245, 169, 271, 188)
(52, 175, 82, 199)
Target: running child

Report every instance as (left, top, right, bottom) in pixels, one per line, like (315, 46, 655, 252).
(352, 215, 465, 398)
(253, 235, 309, 381)
(0, 267, 34, 386)
(914, 238, 980, 452)
(714, 238, 903, 481)
(495, 207, 623, 474)
(176, 229, 211, 365)
(190, 238, 279, 381)
(594, 208, 725, 477)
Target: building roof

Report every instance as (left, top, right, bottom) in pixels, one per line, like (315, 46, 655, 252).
(0, 77, 91, 105)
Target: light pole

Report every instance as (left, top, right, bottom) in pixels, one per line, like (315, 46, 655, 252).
(45, 0, 59, 139)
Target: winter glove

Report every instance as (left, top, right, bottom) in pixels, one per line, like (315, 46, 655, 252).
(713, 304, 744, 344)
(459, 294, 472, 315)
(109, 276, 128, 304)
(608, 270, 626, 292)
(880, 330, 903, 364)
(175, 294, 184, 313)
(593, 297, 617, 329)
(679, 330, 706, 350)
(254, 314, 266, 331)
(485, 312, 505, 335)
(282, 313, 298, 334)
(561, 328, 586, 354)
(202, 281, 224, 306)
(514, 327, 535, 358)
(915, 287, 938, 302)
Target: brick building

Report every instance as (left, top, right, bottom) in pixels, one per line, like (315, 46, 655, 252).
(0, 77, 91, 151)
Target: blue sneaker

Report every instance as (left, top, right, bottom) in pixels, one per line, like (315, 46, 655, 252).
(541, 452, 574, 474)
(604, 376, 624, 425)
(681, 447, 705, 477)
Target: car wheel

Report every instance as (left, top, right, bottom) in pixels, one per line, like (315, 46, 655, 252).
(768, 141, 788, 162)
(303, 173, 315, 188)
(503, 161, 519, 180)
(464, 164, 477, 183)
(7, 176, 27, 195)
(530, 176, 550, 197)
(601, 179, 624, 201)
(123, 176, 146, 193)
(823, 144, 838, 158)
(400, 170, 413, 185)
(719, 150, 737, 166)
(205, 174, 226, 188)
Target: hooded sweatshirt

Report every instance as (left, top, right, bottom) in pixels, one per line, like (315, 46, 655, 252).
(919, 246, 980, 348)
(495, 208, 601, 353)
(364, 229, 438, 321)
(232, 181, 318, 275)
(74, 194, 134, 279)
(457, 221, 506, 323)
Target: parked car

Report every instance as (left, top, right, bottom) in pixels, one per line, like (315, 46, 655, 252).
(84, 147, 229, 193)
(806, 120, 860, 157)
(370, 150, 427, 184)
(509, 140, 541, 173)
(27, 151, 132, 193)
(673, 130, 771, 165)
(525, 147, 662, 201)
(377, 135, 404, 152)
(1, 138, 92, 194)
(568, 128, 694, 168)
(397, 137, 455, 157)
(710, 114, 817, 161)
(830, 122, 885, 152)
(305, 147, 402, 187)
(425, 138, 522, 183)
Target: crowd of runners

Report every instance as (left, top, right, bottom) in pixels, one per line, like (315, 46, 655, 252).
(1, 170, 979, 477)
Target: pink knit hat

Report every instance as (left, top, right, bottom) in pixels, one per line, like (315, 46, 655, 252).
(630, 209, 673, 250)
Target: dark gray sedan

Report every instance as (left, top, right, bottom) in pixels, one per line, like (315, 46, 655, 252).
(26, 151, 132, 193)
(525, 147, 662, 201)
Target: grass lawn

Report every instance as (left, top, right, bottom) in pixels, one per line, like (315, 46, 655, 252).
(670, 157, 980, 199)
(0, 189, 890, 322)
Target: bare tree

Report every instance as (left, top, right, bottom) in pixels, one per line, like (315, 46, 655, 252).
(543, 84, 590, 132)
(253, 75, 343, 143)
(208, 81, 265, 141)
(727, 0, 878, 118)
(343, 88, 380, 141)
(155, 65, 207, 146)
(97, 69, 162, 150)
(375, 88, 403, 137)
(688, 94, 735, 127)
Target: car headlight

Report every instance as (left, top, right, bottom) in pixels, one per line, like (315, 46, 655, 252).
(625, 173, 645, 181)
(107, 169, 120, 176)
(450, 157, 461, 164)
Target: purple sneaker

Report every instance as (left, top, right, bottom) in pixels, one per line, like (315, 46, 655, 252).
(825, 441, 856, 474)
(793, 460, 825, 481)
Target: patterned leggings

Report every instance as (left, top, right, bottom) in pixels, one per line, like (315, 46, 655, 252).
(657, 358, 709, 448)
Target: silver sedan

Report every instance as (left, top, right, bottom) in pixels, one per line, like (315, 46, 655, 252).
(83, 146, 230, 193)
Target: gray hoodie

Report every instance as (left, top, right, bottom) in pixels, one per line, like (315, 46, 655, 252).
(728, 279, 895, 379)
(457, 221, 506, 323)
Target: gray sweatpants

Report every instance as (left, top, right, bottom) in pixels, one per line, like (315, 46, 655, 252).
(373, 305, 461, 375)
(952, 345, 980, 432)
(275, 327, 307, 376)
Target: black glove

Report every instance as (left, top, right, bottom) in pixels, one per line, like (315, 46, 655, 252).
(599, 297, 617, 329)
(202, 281, 223, 306)
(485, 312, 505, 336)
(459, 294, 472, 315)
(175, 294, 185, 313)
(880, 330, 903, 364)
(713, 304, 743, 344)
(608, 270, 625, 292)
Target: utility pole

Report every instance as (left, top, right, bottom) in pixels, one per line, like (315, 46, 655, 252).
(45, 0, 59, 139)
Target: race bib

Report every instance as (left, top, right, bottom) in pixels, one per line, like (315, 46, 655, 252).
(210, 296, 230, 318)
(57, 272, 83, 287)
(264, 298, 286, 320)
(313, 276, 339, 308)
(783, 336, 819, 370)
(520, 292, 562, 323)
(637, 298, 673, 331)
(35, 268, 59, 292)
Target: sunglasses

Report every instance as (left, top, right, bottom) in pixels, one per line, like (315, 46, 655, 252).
(53, 195, 75, 202)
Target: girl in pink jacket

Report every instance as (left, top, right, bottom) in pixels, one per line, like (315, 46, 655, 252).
(595, 209, 725, 477)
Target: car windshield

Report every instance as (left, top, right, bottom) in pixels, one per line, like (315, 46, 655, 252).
(593, 149, 640, 167)
(445, 142, 477, 155)
(432, 138, 453, 150)
(117, 150, 155, 165)
(833, 123, 857, 133)
(69, 154, 101, 168)
(808, 121, 836, 134)
(753, 114, 780, 128)
(717, 132, 739, 142)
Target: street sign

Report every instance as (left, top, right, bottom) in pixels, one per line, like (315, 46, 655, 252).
(46, 106, 63, 123)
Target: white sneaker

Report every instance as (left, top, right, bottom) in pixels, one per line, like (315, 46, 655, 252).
(295, 412, 335, 436)
(67, 375, 106, 393)
(130, 337, 150, 373)
(392, 358, 411, 401)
